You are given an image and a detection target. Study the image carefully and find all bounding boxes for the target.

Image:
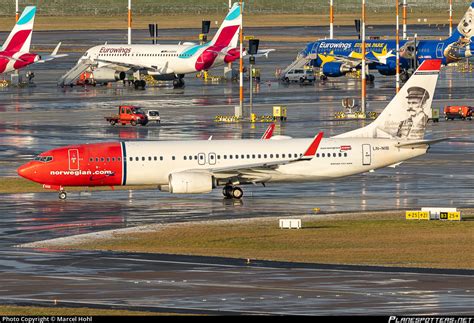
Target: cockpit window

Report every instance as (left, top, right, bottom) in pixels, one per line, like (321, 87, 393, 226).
(34, 156, 53, 162)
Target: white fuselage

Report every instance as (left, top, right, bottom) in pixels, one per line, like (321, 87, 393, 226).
(121, 138, 427, 186)
(83, 44, 226, 75)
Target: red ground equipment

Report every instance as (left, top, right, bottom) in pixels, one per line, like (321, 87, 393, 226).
(105, 105, 149, 126)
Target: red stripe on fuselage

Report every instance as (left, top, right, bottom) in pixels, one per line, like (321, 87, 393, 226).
(4, 30, 31, 52)
(17, 142, 123, 188)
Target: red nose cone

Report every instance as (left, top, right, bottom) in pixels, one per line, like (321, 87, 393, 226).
(17, 163, 33, 180)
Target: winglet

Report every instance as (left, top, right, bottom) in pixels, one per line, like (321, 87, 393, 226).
(261, 123, 275, 139)
(301, 132, 324, 159)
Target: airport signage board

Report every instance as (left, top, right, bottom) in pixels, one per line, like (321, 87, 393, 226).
(405, 211, 430, 220)
(440, 211, 461, 221)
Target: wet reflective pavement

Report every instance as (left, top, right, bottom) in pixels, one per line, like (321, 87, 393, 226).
(0, 27, 473, 314)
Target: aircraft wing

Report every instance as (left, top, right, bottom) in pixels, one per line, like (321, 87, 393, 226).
(37, 42, 68, 63)
(190, 132, 323, 183)
(93, 58, 174, 74)
(331, 53, 380, 66)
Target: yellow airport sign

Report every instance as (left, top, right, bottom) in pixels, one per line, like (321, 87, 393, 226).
(440, 211, 462, 221)
(244, 35, 255, 41)
(406, 211, 430, 220)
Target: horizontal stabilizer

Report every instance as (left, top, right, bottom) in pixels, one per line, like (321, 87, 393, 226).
(395, 137, 450, 148)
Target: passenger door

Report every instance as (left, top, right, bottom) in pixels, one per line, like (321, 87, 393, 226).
(208, 153, 216, 165)
(68, 149, 79, 170)
(362, 144, 371, 166)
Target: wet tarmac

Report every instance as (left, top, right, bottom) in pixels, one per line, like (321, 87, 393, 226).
(0, 27, 473, 315)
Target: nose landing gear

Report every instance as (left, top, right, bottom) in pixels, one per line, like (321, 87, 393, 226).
(222, 184, 243, 199)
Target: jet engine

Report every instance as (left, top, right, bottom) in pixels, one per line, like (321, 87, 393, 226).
(168, 172, 215, 194)
(93, 68, 126, 83)
(321, 62, 352, 77)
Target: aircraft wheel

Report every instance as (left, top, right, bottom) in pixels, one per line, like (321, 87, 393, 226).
(59, 191, 67, 200)
(320, 74, 328, 81)
(232, 187, 243, 199)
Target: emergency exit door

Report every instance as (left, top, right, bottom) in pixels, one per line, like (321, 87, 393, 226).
(362, 144, 371, 166)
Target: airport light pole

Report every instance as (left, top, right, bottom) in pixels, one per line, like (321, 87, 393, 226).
(449, 0, 453, 37)
(402, 0, 407, 40)
(361, 0, 366, 114)
(128, 0, 132, 45)
(396, 0, 400, 93)
(239, 1, 244, 118)
(15, 0, 19, 22)
(248, 39, 259, 120)
(329, 0, 334, 39)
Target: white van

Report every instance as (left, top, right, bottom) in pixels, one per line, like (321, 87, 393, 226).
(282, 69, 315, 84)
(146, 110, 161, 123)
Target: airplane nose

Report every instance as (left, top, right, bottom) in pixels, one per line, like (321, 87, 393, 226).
(17, 163, 33, 180)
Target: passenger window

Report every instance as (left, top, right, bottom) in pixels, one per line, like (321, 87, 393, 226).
(276, 154, 279, 158)
(184, 156, 187, 160)
(282, 154, 285, 158)
(229, 155, 233, 159)
(160, 156, 163, 161)
(316, 153, 319, 158)
(142, 157, 145, 161)
(322, 153, 325, 157)
(95, 158, 99, 162)
(89, 158, 93, 162)
(270, 154, 273, 158)
(194, 156, 198, 160)
(130, 157, 133, 161)
(241, 154, 244, 159)
(154, 156, 157, 161)
(333, 153, 336, 157)
(264, 154, 267, 158)
(344, 153, 347, 157)
(100, 157, 105, 162)
(217, 155, 221, 159)
(338, 153, 342, 157)
(135, 157, 139, 161)
(258, 154, 261, 158)
(172, 156, 175, 160)
(112, 157, 115, 162)
(224, 155, 227, 159)
(252, 154, 255, 159)
(246, 154, 250, 159)
(235, 155, 239, 159)
(118, 157, 121, 162)
(148, 157, 152, 161)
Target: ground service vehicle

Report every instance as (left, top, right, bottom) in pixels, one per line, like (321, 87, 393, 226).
(146, 110, 161, 123)
(282, 68, 315, 84)
(105, 106, 148, 126)
(444, 105, 473, 120)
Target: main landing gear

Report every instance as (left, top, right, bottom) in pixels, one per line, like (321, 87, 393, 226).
(222, 184, 243, 199)
(173, 78, 185, 88)
(58, 190, 67, 200)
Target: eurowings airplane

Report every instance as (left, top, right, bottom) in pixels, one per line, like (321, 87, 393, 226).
(61, 3, 272, 88)
(300, 2, 474, 81)
(19, 59, 444, 200)
(0, 6, 66, 74)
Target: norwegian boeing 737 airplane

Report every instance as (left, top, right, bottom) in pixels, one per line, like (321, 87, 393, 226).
(19, 59, 443, 200)
(0, 6, 66, 74)
(59, 3, 271, 88)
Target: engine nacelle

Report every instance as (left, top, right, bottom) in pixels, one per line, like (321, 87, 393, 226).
(321, 62, 351, 77)
(93, 68, 126, 83)
(168, 172, 214, 194)
(224, 48, 240, 63)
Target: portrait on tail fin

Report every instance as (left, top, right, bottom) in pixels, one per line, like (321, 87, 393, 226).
(396, 87, 430, 140)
